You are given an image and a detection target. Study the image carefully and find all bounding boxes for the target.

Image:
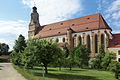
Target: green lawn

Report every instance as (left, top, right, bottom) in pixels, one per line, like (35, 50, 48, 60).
(13, 65, 116, 80)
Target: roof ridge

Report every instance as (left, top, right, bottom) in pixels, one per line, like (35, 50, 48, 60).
(42, 13, 100, 26)
(34, 13, 112, 38)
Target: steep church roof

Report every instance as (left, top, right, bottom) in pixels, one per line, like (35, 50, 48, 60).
(109, 33, 120, 48)
(34, 13, 111, 38)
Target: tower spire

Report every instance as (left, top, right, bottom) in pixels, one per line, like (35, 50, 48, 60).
(33, 6, 37, 13)
(28, 6, 40, 38)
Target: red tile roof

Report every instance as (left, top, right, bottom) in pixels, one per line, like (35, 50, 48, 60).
(109, 33, 120, 48)
(34, 13, 111, 38)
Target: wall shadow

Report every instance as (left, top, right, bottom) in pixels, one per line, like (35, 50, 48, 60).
(45, 73, 101, 80)
(33, 72, 101, 80)
(0, 65, 3, 67)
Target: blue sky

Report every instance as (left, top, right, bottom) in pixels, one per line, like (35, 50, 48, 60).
(0, 0, 120, 50)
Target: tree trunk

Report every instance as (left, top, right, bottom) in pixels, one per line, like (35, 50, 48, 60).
(70, 66, 72, 71)
(44, 65, 48, 74)
(59, 66, 61, 71)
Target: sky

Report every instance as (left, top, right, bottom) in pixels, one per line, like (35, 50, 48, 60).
(0, 0, 120, 50)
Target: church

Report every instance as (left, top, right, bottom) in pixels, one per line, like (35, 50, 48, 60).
(28, 6, 120, 62)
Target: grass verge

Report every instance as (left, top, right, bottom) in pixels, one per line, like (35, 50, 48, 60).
(13, 64, 40, 80)
(13, 65, 116, 80)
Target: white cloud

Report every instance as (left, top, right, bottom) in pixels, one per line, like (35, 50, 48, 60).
(107, 0, 120, 12)
(112, 11, 120, 20)
(103, 0, 120, 29)
(22, 0, 83, 25)
(0, 20, 28, 50)
(112, 30, 120, 34)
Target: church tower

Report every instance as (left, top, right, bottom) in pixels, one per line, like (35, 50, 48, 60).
(28, 6, 40, 38)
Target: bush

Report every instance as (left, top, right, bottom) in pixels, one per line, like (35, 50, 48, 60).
(101, 52, 116, 70)
(11, 51, 22, 65)
(22, 40, 37, 69)
(72, 45, 90, 68)
(108, 62, 120, 79)
(90, 45, 105, 69)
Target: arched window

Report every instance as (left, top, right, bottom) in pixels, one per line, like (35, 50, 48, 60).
(78, 36, 82, 46)
(73, 37, 75, 47)
(95, 34, 98, 53)
(86, 35, 91, 51)
(56, 38, 59, 42)
(118, 58, 120, 62)
(101, 34, 104, 46)
(50, 39, 53, 42)
(118, 50, 120, 55)
(62, 38, 65, 42)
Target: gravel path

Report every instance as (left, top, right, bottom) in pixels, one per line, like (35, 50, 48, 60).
(0, 63, 27, 80)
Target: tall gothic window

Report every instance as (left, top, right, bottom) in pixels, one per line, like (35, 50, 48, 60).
(56, 38, 59, 42)
(73, 37, 76, 47)
(77, 36, 82, 46)
(101, 34, 104, 46)
(95, 34, 98, 53)
(87, 35, 91, 51)
(118, 58, 120, 62)
(118, 50, 120, 55)
(62, 38, 65, 42)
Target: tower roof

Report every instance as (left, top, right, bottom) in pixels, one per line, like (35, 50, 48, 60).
(34, 13, 112, 38)
(32, 6, 37, 12)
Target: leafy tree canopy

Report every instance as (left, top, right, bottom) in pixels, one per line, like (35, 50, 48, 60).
(13, 34, 26, 53)
(72, 45, 90, 68)
(0, 43, 9, 55)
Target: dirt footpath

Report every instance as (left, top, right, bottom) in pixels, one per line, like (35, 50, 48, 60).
(0, 63, 27, 80)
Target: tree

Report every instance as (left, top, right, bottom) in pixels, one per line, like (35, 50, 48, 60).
(101, 52, 116, 70)
(0, 43, 9, 55)
(91, 45, 105, 69)
(108, 62, 120, 79)
(22, 39, 37, 69)
(114, 62, 120, 80)
(53, 49, 66, 71)
(65, 54, 76, 70)
(11, 51, 22, 65)
(72, 45, 90, 68)
(35, 40, 63, 74)
(13, 34, 26, 53)
(11, 34, 26, 65)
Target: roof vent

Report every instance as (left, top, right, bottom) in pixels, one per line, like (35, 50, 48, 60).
(61, 23, 63, 25)
(58, 32, 61, 34)
(49, 28, 51, 30)
(87, 18, 90, 19)
(72, 24, 75, 26)
(86, 27, 88, 29)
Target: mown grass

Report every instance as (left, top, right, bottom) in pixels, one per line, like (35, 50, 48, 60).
(13, 65, 116, 80)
